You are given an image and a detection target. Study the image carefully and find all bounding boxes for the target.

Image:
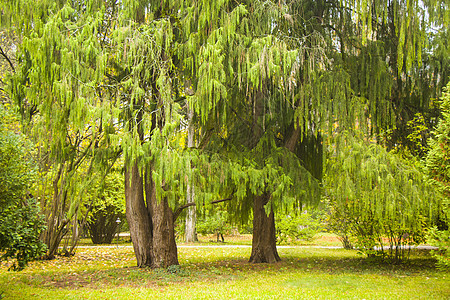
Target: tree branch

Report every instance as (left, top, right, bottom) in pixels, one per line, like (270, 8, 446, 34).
(211, 197, 233, 204)
(173, 196, 234, 221)
(197, 127, 214, 150)
(0, 46, 15, 73)
(173, 202, 196, 221)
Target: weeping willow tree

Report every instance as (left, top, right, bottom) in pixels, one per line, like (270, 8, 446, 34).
(325, 131, 441, 261)
(172, 0, 327, 263)
(0, 0, 256, 267)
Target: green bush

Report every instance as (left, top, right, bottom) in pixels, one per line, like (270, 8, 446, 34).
(0, 104, 46, 270)
(325, 132, 440, 261)
(197, 211, 233, 242)
(426, 82, 450, 269)
(426, 227, 449, 270)
(0, 199, 47, 270)
(276, 212, 322, 244)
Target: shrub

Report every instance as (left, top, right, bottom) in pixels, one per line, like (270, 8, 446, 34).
(425, 82, 450, 269)
(0, 104, 46, 270)
(197, 211, 233, 242)
(276, 212, 322, 244)
(325, 132, 440, 261)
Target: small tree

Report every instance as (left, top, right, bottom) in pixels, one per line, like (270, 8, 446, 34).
(0, 104, 46, 270)
(426, 82, 450, 269)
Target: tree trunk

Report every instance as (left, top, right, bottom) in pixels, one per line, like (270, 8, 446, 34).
(247, 89, 280, 263)
(151, 198, 179, 267)
(146, 176, 179, 268)
(249, 193, 280, 263)
(125, 163, 153, 267)
(185, 183, 197, 242)
(42, 164, 69, 259)
(185, 107, 197, 243)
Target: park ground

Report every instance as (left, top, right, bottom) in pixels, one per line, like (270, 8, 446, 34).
(0, 234, 449, 299)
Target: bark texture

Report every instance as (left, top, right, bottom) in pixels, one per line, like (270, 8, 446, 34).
(185, 107, 197, 243)
(125, 163, 153, 267)
(185, 183, 197, 242)
(249, 193, 281, 263)
(150, 198, 179, 267)
(146, 175, 179, 268)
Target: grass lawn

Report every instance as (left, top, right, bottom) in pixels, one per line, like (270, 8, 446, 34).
(1, 243, 448, 300)
(77, 232, 343, 247)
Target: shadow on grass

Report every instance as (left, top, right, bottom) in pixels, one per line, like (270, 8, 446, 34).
(4, 248, 439, 290)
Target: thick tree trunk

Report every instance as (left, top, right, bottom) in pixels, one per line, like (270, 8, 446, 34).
(151, 198, 179, 267)
(249, 193, 280, 263)
(125, 163, 153, 267)
(146, 175, 179, 268)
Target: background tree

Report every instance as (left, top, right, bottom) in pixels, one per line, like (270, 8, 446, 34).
(85, 171, 126, 245)
(426, 82, 450, 269)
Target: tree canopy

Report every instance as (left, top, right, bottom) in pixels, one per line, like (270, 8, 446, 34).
(0, 0, 447, 267)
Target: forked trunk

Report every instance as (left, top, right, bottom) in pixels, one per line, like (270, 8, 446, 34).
(249, 193, 280, 263)
(125, 163, 153, 267)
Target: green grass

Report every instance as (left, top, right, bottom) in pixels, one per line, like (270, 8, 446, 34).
(1, 245, 448, 299)
(77, 232, 343, 247)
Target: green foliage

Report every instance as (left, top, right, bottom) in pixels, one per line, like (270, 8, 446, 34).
(0, 199, 47, 271)
(323, 197, 354, 249)
(425, 82, 450, 270)
(405, 113, 432, 157)
(325, 131, 441, 261)
(197, 210, 233, 241)
(426, 82, 450, 199)
(426, 227, 450, 270)
(275, 211, 323, 245)
(0, 104, 46, 270)
(85, 172, 126, 244)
